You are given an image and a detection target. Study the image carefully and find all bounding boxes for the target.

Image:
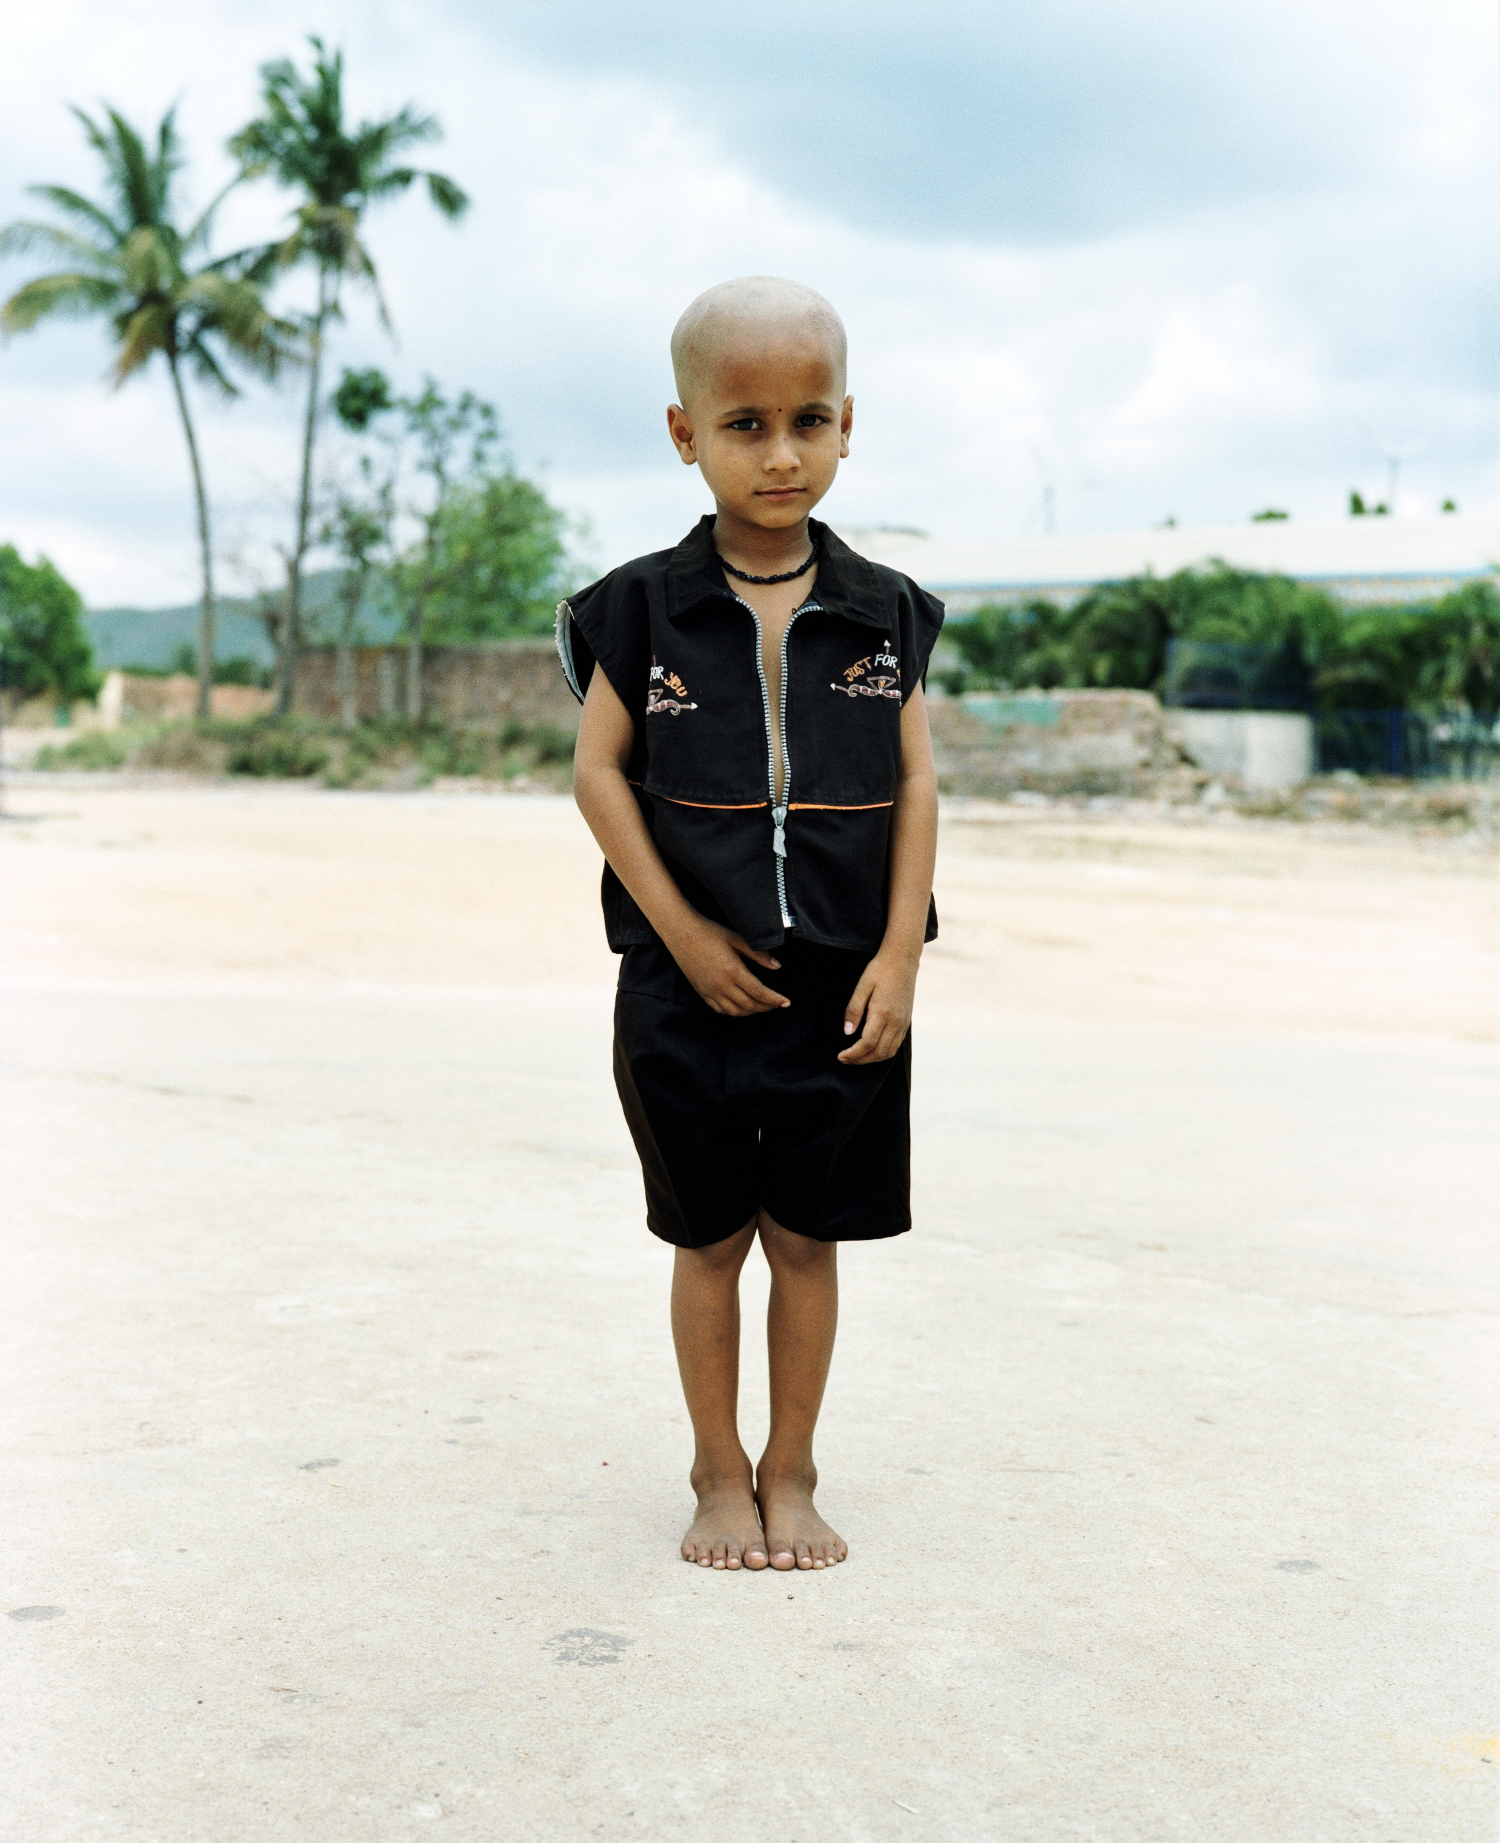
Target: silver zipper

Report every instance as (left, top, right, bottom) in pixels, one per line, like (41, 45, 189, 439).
(729, 592, 819, 931)
(772, 602, 821, 927)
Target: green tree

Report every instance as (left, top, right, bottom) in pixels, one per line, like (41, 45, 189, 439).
(0, 106, 288, 716)
(1321, 579, 1500, 720)
(947, 565, 1342, 698)
(947, 597, 1075, 689)
(393, 381, 498, 717)
(322, 363, 400, 726)
(0, 545, 98, 706)
(231, 37, 469, 715)
(424, 472, 575, 642)
(1427, 578, 1500, 721)
(1065, 575, 1180, 688)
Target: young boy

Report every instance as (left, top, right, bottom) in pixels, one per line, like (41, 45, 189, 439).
(558, 276, 942, 1572)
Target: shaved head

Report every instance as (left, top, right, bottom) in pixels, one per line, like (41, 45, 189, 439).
(671, 276, 847, 409)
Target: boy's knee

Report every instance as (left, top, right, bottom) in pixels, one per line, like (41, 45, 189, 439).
(758, 1215, 834, 1270)
(678, 1220, 757, 1275)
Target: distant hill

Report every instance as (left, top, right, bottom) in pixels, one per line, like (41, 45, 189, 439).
(88, 569, 401, 670)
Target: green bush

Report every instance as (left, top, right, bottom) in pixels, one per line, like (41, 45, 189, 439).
(213, 656, 270, 687)
(530, 724, 575, 764)
(28, 713, 578, 785)
(222, 722, 330, 778)
(32, 729, 130, 770)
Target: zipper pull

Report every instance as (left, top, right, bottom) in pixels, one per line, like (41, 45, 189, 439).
(772, 806, 787, 857)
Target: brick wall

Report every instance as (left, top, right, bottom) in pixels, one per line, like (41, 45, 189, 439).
(928, 690, 1196, 796)
(293, 642, 579, 732)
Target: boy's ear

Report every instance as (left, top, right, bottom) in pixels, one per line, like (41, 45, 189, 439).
(666, 403, 698, 466)
(839, 394, 853, 460)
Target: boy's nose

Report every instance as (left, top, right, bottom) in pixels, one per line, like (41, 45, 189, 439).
(763, 434, 800, 474)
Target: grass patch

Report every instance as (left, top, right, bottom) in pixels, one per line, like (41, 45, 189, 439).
(29, 714, 576, 789)
(32, 730, 131, 770)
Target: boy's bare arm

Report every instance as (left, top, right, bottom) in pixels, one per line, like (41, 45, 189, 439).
(838, 685, 939, 1065)
(572, 668, 790, 1016)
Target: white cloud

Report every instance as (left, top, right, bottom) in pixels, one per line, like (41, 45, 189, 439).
(0, 0, 1494, 607)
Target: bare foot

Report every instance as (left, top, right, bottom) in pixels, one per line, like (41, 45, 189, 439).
(681, 1473, 769, 1570)
(756, 1467, 847, 1570)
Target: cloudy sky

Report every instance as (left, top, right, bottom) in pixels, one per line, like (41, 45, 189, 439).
(1, 0, 1495, 607)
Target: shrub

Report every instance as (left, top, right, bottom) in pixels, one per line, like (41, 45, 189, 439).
(530, 724, 575, 764)
(222, 722, 330, 778)
(32, 729, 130, 770)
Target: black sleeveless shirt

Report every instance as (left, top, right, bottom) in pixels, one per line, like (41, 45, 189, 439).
(557, 516, 945, 954)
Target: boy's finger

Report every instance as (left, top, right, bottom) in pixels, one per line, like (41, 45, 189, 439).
(842, 975, 874, 1037)
(736, 969, 791, 1009)
(727, 933, 781, 971)
(838, 1010, 906, 1063)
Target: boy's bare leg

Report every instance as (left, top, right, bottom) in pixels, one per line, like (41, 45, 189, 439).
(756, 1215, 849, 1570)
(672, 1221, 770, 1569)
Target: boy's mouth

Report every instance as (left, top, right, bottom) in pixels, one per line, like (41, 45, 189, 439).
(757, 487, 805, 502)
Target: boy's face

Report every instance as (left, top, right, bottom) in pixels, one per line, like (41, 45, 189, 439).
(667, 330, 853, 532)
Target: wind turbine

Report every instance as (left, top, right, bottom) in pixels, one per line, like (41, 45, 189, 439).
(1366, 430, 1426, 512)
(1024, 443, 1103, 537)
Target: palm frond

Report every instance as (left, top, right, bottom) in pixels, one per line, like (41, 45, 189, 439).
(183, 173, 245, 255)
(104, 105, 171, 230)
(23, 183, 124, 247)
(424, 171, 468, 218)
(182, 331, 241, 400)
(2, 271, 122, 333)
(67, 105, 114, 169)
(112, 299, 175, 382)
(204, 238, 284, 287)
(0, 219, 115, 267)
(119, 224, 182, 299)
(355, 104, 440, 164)
(362, 166, 418, 202)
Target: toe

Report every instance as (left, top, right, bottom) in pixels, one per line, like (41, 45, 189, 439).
(725, 1539, 743, 1570)
(745, 1544, 769, 1571)
(769, 1545, 795, 1571)
(795, 1541, 812, 1569)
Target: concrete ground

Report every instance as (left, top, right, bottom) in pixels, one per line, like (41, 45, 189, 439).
(2, 782, 1496, 1842)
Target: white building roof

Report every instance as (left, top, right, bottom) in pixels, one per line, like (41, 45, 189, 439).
(836, 513, 1498, 610)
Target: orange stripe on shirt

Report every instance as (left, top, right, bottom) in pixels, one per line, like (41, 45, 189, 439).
(651, 793, 771, 810)
(632, 788, 892, 813)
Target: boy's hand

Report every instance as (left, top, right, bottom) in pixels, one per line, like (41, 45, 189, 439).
(838, 950, 919, 1064)
(666, 916, 790, 1017)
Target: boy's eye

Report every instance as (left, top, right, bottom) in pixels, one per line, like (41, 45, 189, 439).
(726, 417, 759, 432)
(794, 413, 828, 428)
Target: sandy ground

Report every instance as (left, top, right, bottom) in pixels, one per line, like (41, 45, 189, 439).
(1, 780, 1496, 1842)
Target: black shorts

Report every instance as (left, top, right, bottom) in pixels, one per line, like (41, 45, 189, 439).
(612, 939, 913, 1250)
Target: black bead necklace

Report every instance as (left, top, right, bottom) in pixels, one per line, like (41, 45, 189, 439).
(716, 543, 818, 585)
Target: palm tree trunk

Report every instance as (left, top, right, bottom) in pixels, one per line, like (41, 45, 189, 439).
(278, 267, 332, 717)
(167, 356, 216, 720)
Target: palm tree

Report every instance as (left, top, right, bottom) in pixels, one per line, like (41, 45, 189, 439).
(1, 107, 289, 717)
(231, 38, 469, 715)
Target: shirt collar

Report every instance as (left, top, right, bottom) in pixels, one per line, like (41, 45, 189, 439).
(666, 514, 897, 630)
